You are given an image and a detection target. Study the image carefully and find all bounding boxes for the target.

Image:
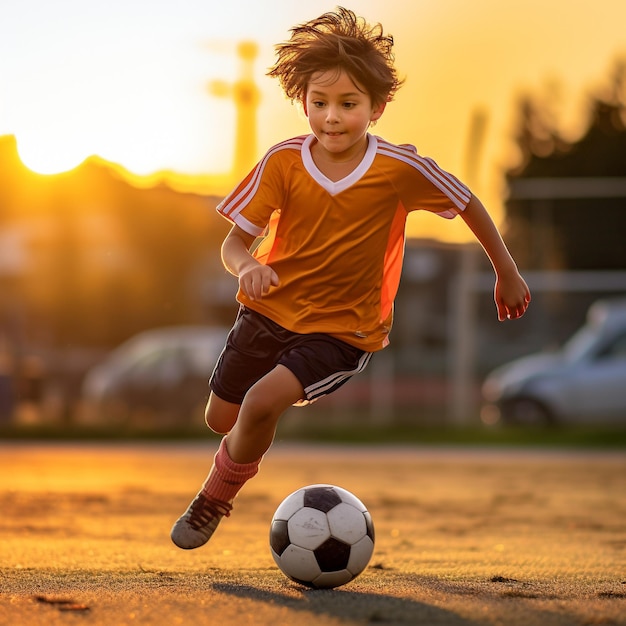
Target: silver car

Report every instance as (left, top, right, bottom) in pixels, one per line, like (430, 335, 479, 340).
(81, 326, 228, 426)
(481, 299, 626, 425)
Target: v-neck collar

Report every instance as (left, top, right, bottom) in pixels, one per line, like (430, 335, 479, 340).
(301, 133, 378, 195)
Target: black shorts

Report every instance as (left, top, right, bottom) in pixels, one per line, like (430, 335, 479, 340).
(209, 306, 373, 406)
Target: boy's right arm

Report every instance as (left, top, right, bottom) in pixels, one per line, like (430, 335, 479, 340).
(459, 195, 531, 321)
(221, 225, 280, 301)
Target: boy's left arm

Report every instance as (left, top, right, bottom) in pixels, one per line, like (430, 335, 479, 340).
(460, 195, 531, 322)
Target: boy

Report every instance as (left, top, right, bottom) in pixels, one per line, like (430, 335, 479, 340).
(171, 7, 530, 550)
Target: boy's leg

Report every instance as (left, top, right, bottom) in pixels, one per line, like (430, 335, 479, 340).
(226, 364, 304, 463)
(204, 392, 240, 434)
(171, 365, 303, 549)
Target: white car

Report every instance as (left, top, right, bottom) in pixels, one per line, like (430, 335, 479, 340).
(81, 326, 228, 425)
(482, 299, 626, 426)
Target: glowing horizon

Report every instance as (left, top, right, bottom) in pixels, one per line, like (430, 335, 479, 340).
(6, 142, 237, 199)
(2, 0, 625, 238)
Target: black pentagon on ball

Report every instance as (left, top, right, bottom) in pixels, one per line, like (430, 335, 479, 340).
(270, 519, 290, 556)
(289, 575, 316, 588)
(313, 536, 352, 571)
(364, 511, 375, 542)
(303, 486, 342, 513)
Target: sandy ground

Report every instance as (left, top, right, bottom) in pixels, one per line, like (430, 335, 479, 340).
(0, 440, 625, 626)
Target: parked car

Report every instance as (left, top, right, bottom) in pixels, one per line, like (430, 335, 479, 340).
(481, 298, 626, 426)
(81, 326, 229, 426)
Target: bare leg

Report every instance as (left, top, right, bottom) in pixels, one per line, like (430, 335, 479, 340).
(225, 364, 304, 464)
(170, 364, 304, 549)
(204, 392, 240, 434)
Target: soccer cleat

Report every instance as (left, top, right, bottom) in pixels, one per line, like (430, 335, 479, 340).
(171, 492, 233, 549)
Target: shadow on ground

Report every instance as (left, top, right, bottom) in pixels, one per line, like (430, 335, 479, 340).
(212, 580, 480, 625)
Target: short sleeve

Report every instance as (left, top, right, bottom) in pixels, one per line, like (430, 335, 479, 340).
(216, 138, 306, 235)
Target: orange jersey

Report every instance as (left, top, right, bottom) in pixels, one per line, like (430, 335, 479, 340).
(217, 134, 471, 351)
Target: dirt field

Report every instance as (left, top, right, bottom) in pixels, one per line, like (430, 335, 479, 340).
(1, 441, 625, 625)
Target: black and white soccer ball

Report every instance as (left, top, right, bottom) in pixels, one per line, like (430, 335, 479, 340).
(269, 484, 375, 589)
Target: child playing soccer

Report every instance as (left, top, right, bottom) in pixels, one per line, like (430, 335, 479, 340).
(171, 7, 530, 549)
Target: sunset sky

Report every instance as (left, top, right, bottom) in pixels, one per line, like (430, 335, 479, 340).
(2, 0, 625, 238)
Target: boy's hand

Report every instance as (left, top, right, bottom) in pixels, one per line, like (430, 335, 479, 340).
(239, 264, 280, 301)
(494, 271, 531, 321)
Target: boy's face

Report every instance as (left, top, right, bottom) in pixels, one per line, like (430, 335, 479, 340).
(303, 69, 385, 162)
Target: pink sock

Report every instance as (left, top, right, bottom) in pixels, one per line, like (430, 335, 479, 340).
(201, 438, 261, 503)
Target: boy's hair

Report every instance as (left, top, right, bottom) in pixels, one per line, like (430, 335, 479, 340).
(268, 7, 403, 107)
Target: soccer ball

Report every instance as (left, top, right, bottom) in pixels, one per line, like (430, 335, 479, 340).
(269, 484, 375, 589)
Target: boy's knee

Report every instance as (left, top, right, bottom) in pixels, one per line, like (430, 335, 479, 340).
(239, 389, 270, 419)
(245, 365, 303, 413)
(204, 394, 239, 434)
(204, 407, 227, 434)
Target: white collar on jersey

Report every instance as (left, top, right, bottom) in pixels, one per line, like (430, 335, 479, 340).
(301, 133, 378, 195)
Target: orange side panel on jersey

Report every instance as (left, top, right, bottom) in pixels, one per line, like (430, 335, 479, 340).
(253, 212, 280, 265)
(380, 203, 408, 322)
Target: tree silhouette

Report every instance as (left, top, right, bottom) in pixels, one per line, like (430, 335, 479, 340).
(504, 59, 626, 271)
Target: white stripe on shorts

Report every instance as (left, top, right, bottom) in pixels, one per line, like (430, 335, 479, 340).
(303, 351, 373, 402)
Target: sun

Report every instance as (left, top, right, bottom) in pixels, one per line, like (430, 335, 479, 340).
(16, 130, 88, 175)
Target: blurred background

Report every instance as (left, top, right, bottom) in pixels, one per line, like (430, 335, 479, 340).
(0, 0, 625, 439)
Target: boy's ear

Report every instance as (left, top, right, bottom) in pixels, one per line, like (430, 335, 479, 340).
(302, 99, 309, 117)
(371, 101, 386, 122)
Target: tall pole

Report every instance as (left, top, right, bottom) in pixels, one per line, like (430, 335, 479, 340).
(208, 41, 261, 184)
(449, 108, 488, 424)
(232, 42, 260, 180)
